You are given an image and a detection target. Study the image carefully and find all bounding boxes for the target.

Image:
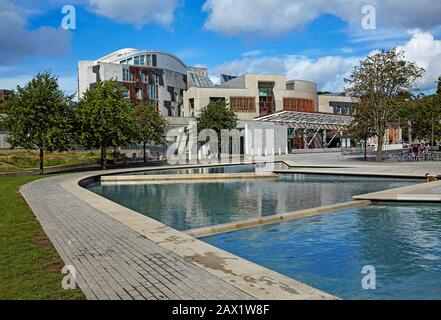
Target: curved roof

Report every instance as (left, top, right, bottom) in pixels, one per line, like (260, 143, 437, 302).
(97, 49, 188, 69)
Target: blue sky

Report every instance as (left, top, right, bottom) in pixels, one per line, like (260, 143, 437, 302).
(1, 0, 441, 97)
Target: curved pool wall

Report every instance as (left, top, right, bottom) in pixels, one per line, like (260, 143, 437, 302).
(86, 171, 417, 231)
(201, 203, 441, 300)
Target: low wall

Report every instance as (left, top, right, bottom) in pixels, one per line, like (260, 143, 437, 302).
(0, 132, 10, 149)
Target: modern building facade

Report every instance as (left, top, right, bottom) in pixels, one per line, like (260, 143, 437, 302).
(78, 49, 402, 155)
(78, 49, 212, 117)
(183, 74, 319, 120)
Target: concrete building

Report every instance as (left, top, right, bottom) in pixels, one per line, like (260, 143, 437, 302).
(183, 73, 357, 153)
(78, 49, 402, 156)
(184, 74, 319, 120)
(78, 49, 213, 117)
(0, 89, 12, 149)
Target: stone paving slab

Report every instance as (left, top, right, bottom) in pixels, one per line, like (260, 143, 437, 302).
(20, 176, 253, 300)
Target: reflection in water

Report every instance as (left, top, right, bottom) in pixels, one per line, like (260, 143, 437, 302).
(87, 174, 416, 230)
(202, 203, 441, 300)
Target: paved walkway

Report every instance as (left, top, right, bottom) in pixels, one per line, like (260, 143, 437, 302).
(21, 176, 252, 300)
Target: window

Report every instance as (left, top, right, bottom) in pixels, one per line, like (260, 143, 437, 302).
(123, 69, 134, 82)
(141, 72, 149, 83)
(146, 54, 152, 66)
(209, 97, 226, 103)
(139, 55, 145, 66)
(230, 97, 256, 113)
(122, 87, 129, 99)
(148, 84, 158, 100)
(135, 88, 143, 100)
(283, 98, 314, 112)
(152, 73, 160, 85)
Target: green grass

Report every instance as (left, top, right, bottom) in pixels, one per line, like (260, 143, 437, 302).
(0, 150, 102, 170)
(0, 175, 85, 300)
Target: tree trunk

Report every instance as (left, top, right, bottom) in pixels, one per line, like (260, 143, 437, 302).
(143, 142, 147, 163)
(101, 146, 107, 170)
(376, 138, 384, 162)
(364, 139, 368, 161)
(431, 114, 435, 160)
(39, 148, 44, 175)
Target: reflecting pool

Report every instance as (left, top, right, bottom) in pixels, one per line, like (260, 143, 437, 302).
(202, 203, 441, 300)
(86, 173, 418, 231)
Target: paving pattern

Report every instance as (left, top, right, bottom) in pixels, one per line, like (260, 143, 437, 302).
(21, 176, 253, 300)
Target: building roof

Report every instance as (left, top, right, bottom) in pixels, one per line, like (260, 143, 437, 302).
(256, 111, 353, 130)
(189, 72, 214, 88)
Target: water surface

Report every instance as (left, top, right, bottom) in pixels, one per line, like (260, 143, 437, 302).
(87, 173, 417, 230)
(202, 203, 441, 300)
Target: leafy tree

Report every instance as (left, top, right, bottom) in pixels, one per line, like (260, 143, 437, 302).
(132, 102, 169, 162)
(345, 49, 424, 161)
(196, 100, 238, 156)
(1, 72, 74, 174)
(76, 81, 135, 169)
(437, 76, 441, 95)
(348, 102, 376, 161)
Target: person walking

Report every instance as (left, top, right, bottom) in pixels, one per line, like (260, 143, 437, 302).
(412, 144, 420, 161)
(424, 144, 430, 161)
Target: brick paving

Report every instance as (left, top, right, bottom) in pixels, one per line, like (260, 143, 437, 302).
(20, 176, 253, 300)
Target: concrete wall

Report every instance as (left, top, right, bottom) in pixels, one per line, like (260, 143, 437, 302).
(318, 95, 356, 114)
(183, 74, 319, 120)
(242, 121, 288, 156)
(0, 132, 10, 149)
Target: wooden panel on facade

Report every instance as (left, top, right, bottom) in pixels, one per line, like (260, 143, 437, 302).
(230, 97, 256, 113)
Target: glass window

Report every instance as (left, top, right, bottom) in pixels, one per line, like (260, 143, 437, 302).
(134, 56, 140, 65)
(141, 73, 148, 83)
(141, 55, 146, 65)
(136, 88, 143, 100)
(127, 57, 133, 65)
(146, 54, 152, 66)
(148, 84, 158, 100)
(122, 87, 129, 99)
(152, 73, 160, 85)
(123, 69, 134, 82)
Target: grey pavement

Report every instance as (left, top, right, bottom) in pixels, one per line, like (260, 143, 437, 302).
(20, 176, 253, 300)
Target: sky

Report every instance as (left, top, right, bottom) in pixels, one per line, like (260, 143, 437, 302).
(1, 0, 441, 99)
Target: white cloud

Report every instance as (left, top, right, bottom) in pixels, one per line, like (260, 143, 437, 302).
(213, 54, 358, 92)
(211, 30, 441, 92)
(0, 0, 71, 65)
(0, 75, 78, 97)
(88, 0, 178, 27)
(203, 0, 441, 36)
(397, 30, 441, 90)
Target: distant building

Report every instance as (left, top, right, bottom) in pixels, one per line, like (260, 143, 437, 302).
(0, 89, 12, 149)
(0, 89, 12, 104)
(78, 49, 212, 117)
(78, 49, 402, 154)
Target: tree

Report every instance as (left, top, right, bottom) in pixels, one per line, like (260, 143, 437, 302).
(345, 49, 424, 161)
(132, 102, 168, 162)
(76, 81, 135, 169)
(1, 72, 74, 174)
(348, 102, 376, 161)
(196, 100, 238, 156)
(437, 76, 441, 95)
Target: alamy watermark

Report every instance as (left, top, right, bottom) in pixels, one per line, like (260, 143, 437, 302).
(61, 265, 77, 290)
(164, 122, 278, 168)
(61, 5, 76, 30)
(361, 5, 376, 30)
(361, 265, 376, 290)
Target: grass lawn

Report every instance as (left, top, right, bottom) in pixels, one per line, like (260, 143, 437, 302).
(0, 175, 85, 299)
(0, 150, 102, 171)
